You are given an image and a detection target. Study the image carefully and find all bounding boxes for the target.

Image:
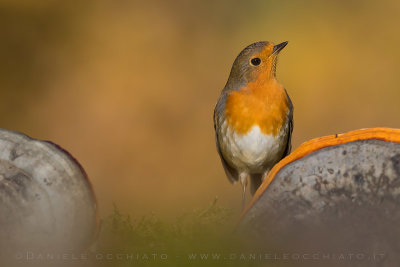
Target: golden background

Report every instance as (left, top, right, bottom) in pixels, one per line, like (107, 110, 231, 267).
(1, 0, 400, 218)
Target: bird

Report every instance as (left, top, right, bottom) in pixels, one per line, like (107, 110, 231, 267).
(213, 41, 293, 209)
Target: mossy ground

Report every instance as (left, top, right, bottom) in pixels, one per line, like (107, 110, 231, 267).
(92, 197, 258, 267)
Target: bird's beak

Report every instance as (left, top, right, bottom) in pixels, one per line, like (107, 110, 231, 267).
(272, 41, 288, 55)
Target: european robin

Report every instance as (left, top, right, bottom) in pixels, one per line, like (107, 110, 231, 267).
(213, 41, 293, 209)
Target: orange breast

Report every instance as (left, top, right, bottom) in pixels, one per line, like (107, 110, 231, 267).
(224, 80, 289, 136)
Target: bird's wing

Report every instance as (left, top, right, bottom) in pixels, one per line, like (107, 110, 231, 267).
(213, 104, 239, 184)
(281, 89, 294, 158)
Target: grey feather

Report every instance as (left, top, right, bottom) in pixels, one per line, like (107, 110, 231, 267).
(282, 88, 294, 158)
(213, 102, 239, 184)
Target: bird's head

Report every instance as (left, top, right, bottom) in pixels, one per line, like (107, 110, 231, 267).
(226, 41, 288, 89)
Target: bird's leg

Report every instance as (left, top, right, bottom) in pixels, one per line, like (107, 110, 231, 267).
(261, 168, 271, 182)
(239, 173, 249, 210)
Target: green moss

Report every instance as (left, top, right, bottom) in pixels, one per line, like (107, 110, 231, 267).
(93, 197, 257, 267)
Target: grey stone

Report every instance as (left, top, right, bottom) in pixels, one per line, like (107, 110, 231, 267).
(239, 139, 400, 266)
(0, 129, 97, 262)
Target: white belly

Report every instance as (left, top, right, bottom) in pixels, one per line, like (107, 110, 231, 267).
(218, 122, 288, 173)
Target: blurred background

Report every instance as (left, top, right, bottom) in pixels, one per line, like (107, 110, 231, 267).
(1, 0, 400, 218)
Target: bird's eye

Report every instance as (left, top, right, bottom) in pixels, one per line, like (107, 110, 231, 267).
(250, 57, 261, 66)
